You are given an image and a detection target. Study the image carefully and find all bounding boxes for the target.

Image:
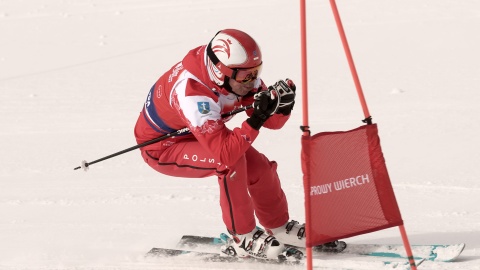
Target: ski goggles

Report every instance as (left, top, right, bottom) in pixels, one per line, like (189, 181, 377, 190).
(206, 42, 262, 84)
(230, 64, 262, 84)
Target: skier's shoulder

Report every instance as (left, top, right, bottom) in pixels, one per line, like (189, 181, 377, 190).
(184, 78, 219, 101)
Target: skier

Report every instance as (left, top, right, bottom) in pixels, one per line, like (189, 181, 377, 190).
(134, 29, 305, 260)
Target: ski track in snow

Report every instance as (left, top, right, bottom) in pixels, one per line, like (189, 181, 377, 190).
(1, 0, 480, 269)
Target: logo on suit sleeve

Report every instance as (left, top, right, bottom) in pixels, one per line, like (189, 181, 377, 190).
(197, 102, 210, 114)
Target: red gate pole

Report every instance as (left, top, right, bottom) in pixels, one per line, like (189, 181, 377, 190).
(329, 0, 371, 124)
(328, 1, 417, 269)
(299, 0, 312, 269)
(399, 224, 418, 270)
(300, 0, 309, 135)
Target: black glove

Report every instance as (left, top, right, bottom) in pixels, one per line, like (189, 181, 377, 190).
(246, 90, 279, 130)
(271, 79, 296, 115)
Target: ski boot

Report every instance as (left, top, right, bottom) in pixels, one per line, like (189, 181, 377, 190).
(267, 220, 306, 247)
(267, 220, 347, 252)
(221, 228, 303, 262)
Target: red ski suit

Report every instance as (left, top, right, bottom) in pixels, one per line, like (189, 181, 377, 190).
(134, 45, 290, 234)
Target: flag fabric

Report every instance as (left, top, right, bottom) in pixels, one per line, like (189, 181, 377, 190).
(302, 124, 403, 246)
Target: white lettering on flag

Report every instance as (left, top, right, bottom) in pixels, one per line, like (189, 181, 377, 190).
(310, 174, 370, 196)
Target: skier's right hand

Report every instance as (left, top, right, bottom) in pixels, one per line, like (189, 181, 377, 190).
(272, 79, 296, 115)
(246, 90, 279, 130)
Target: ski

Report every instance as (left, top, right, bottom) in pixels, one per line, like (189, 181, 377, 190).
(178, 233, 347, 252)
(145, 247, 301, 265)
(177, 234, 465, 262)
(340, 242, 465, 262)
(145, 247, 424, 269)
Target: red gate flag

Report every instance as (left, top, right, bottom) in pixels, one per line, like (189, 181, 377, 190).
(301, 124, 403, 247)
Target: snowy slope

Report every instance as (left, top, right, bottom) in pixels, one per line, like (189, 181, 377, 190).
(0, 0, 479, 269)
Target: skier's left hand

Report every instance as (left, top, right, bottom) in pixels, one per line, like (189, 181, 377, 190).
(246, 89, 280, 130)
(269, 79, 296, 115)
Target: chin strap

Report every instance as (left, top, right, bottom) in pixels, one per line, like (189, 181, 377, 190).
(222, 76, 233, 93)
(222, 76, 243, 101)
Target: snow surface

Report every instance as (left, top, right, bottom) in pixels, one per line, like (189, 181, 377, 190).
(1, 0, 479, 269)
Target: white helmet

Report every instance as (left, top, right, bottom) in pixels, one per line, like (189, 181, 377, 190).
(206, 29, 263, 86)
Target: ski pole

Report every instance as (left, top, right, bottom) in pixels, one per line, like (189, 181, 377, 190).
(74, 104, 253, 171)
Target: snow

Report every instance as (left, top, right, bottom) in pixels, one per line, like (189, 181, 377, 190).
(1, 0, 479, 269)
